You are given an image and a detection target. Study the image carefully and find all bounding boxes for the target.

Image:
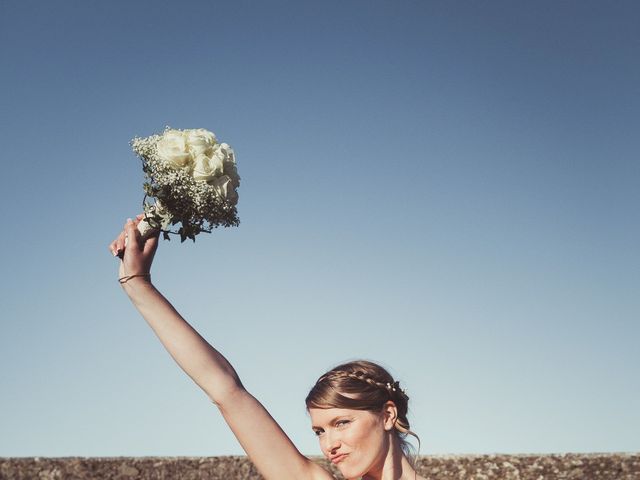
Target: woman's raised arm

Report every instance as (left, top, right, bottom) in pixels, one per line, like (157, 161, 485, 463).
(109, 218, 332, 480)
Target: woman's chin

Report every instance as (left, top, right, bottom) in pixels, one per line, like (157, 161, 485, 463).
(337, 463, 364, 480)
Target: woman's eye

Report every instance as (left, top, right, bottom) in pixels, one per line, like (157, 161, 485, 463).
(313, 430, 324, 437)
(336, 420, 350, 428)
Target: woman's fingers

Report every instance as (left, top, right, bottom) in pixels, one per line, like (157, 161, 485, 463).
(109, 230, 127, 257)
(109, 218, 137, 257)
(124, 218, 142, 250)
(109, 215, 156, 259)
(143, 232, 159, 256)
(116, 230, 127, 259)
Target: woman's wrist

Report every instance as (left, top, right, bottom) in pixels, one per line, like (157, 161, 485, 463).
(119, 273, 151, 284)
(120, 273, 154, 296)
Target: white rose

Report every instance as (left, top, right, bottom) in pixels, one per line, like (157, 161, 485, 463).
(186, 129, 217, 156)
(187, 128, 217, 145)
(218, 143, 235, 164)
(210, 175, 238, 204)
(156, 130, 191, 168)
(217, 143, 240, 188)
(193, 152, 224, 182)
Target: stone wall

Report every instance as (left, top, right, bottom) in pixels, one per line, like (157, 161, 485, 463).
(1, 454, 638, 479)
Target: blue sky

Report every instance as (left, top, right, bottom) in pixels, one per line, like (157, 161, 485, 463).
(1, 0, 638, 457)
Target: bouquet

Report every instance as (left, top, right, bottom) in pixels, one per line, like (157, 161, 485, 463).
(130, 127, 240, 242)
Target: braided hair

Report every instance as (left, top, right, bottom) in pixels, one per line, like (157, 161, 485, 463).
(305, 360, 419, 459)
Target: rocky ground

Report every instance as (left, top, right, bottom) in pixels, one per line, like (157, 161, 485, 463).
(1, 453, 638, 479)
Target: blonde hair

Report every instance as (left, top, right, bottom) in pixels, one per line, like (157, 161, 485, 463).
(305, 360, 420, 460)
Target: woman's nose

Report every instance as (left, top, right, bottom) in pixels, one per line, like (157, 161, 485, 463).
(322, 431, 341, 455)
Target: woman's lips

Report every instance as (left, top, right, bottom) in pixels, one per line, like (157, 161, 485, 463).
(331, 454, 348, 464)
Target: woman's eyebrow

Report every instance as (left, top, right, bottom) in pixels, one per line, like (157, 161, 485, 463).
(311, 416, 348, 429)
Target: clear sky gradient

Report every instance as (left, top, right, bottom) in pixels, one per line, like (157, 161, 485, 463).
(1, 0, 638, 457)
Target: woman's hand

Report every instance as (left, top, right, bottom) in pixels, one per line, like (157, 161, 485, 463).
(109, 215, 159, 285)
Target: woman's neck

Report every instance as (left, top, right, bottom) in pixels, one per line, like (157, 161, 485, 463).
(361, 437, 420, 480)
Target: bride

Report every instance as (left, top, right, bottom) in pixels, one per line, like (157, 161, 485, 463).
(110, 216, 425, 480)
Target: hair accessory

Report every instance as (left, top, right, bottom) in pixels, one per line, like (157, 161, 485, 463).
(321, 370, 409, 399)
(386, 381, 408, 397)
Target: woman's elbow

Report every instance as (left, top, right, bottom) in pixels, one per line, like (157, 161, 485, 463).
(205, 377, 245, 408)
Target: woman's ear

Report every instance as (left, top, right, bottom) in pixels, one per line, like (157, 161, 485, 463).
(382, 401, 398, 431)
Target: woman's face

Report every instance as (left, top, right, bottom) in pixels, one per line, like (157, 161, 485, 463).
(309, 407, 391, 479)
